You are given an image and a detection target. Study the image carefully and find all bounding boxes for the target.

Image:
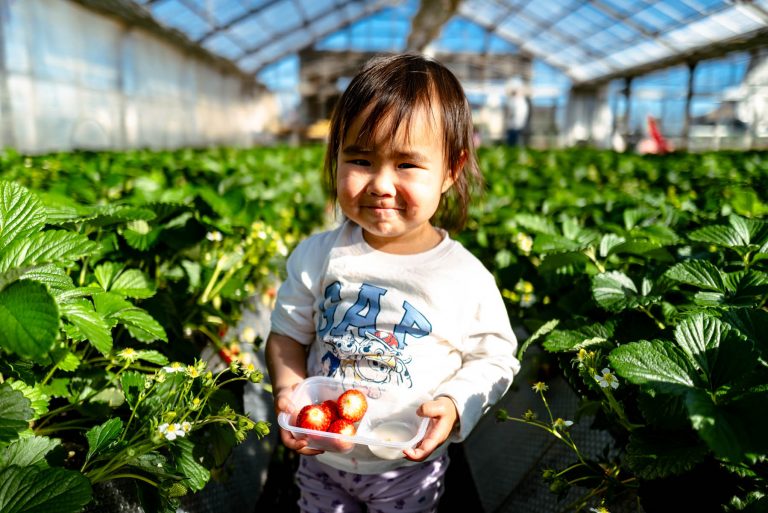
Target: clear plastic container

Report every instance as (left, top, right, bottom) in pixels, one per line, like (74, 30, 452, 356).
(277, 376, 429, 458)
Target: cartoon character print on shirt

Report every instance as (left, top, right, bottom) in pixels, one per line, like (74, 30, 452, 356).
(317, 282, 432, 392)
(321, 331, 413, 391)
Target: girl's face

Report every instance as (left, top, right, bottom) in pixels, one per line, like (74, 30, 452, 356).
(336, 103, 455, 254)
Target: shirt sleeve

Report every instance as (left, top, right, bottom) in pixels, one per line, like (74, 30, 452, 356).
(270, 236, 323, 346)
(434, 275, 521, 441)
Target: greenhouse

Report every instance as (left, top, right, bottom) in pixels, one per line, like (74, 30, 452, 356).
(0, 1, 766, 512)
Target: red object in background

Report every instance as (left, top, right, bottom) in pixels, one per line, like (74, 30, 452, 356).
(647, 115, 671, 154)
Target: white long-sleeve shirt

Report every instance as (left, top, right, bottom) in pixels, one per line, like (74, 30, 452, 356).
(270, 220, 520, 473)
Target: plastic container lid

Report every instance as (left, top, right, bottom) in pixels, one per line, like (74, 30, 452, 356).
(277, 376, 429, 458)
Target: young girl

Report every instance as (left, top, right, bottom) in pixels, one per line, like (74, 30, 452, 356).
(266, 54, 519, 512)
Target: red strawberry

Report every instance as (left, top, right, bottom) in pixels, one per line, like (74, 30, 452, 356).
(327, 418, 357, 436)
(322, 400, 340, 422)
(296, 403, 332, 432)
(337, 389, 368, 422)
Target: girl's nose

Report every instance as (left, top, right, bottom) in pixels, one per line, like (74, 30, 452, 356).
(366, 167, 396, 197)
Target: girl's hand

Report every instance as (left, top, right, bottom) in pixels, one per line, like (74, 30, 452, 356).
(274, 384, 325, 456)
(403, 396, 458, 462)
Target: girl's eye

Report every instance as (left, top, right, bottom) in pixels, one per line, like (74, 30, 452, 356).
(398, 162, 418, 169)
(348, 159, 370, 166)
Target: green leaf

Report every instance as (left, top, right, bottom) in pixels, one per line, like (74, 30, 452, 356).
(517, 319, 559, 359)
(729, 214, 766, 243)
(84, 204, 155, 228)
(675, 314, 757, 389)
(93, 293, 167, 343)
(135, 350, 168, 365)
(7, 381, 49, 420)
(685, 389, 768, 462)
(0, 182, 46, 252)
(39, 378, 69, 399)
(19, 265, 74, 296)
(692, 291, 726, 307)
(722, 308, 768, 361)
(0, 231, 98, 275)
(636, 224, 680, 246)
(0, 280, 59, 360)
(121, 222, 161, 251)
(85, 417, 123, 459)
(625, 429, 708, 479)
(592, 271, 639, 312)
(55, 352, 81, 372)
(90, 387, 124, 407)
(538, 251, 589, 273)
(513, 213, 557, 235)
(534, 233, 584, 253)
(0, 465, 92, 513)
(543, 322, 615, 353)
(60, 300, 113, 355)
(722, 270, 768, 307)
(637, 391, 690, 431)
(623, 208, 646, 230)
(120, 371, 145, 408)
(110, 269, 155, 299)
(0, 436, 60, 469)
(609, 340, 698, 395)
(598, 233, 625, 258)
(610, 240, 663, 257)
(0, 383, 32, 442)
(92, 291, 131, 317)
(116, 308, 167, 343)
(665, 260, 725, 292)
(689, 223, 746, 248)
(93, 262, 122, 291)
(172, 437, 210, 492)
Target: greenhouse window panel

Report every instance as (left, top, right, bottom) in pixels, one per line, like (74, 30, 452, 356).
(460, 0, 509, 26)
(661, 6, 762, 50)
(302, 0, 341, 19)
(202, 32, 248, 61)
(239, 0, 399, 73)
(150, 1, 211, 41)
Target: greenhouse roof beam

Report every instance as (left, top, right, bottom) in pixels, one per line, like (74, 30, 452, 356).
(406, 0, 462, 52)
(458, 2, 606, 79)
(237, 0, 395, 73)
(589, 0, 680, 54)
(195, 0, 284, 45)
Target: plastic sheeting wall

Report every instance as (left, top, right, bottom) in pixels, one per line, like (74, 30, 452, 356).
(0, 0, 273, 153)
(563, 84, 613, 148)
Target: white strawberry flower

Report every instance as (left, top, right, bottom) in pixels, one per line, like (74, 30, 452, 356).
(163, 362, 185, 374)
(594, 368, 619, 389)
(158, 422, 185, 441)
(206, 231, 223, 242)
(515, 232, 533, 254)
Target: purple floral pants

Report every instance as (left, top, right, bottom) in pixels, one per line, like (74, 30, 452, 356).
(296, 454, 449, 513)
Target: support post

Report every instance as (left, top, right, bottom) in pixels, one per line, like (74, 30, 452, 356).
(681, 61, 697, 152)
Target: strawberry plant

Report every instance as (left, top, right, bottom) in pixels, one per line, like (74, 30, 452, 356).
(0, 146, 328, 359)
(0, 181, 269, 512)
(471, 148, 768, 511)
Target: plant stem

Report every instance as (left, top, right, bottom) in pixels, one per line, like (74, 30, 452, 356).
(40, 364, 59, 387)
(200, 257, 224, 304)
(583, 246, 606, 273)
(639, 305, 665, 330)
(102, 474, 159, 487)
(603, 388, 639, 431)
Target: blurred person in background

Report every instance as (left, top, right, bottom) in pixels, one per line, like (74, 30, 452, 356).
(504, 77, 530, 146)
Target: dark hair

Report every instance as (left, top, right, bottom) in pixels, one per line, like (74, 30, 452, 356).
(324, 53, 481, 232)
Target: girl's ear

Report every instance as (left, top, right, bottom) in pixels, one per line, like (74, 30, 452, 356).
(442, 151, 466, 193)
